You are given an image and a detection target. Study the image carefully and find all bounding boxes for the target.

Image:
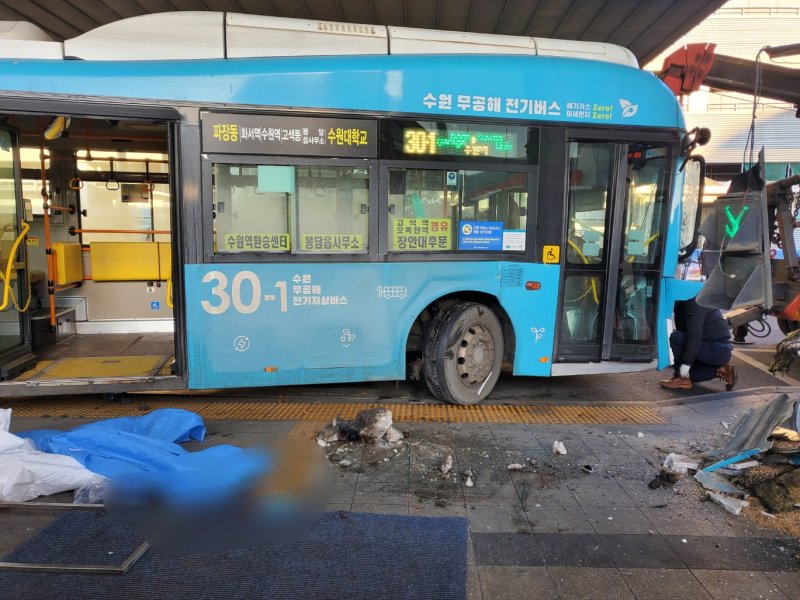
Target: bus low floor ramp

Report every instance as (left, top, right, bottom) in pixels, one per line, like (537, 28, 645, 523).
(0, 509, 468, 600)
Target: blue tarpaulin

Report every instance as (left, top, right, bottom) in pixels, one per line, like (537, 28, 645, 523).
(18, 409, 268, 496)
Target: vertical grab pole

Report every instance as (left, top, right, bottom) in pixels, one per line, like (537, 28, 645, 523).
(40, 143, 57, 330)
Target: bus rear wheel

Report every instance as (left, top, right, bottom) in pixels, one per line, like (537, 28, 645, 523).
(423, 301, 503, 405)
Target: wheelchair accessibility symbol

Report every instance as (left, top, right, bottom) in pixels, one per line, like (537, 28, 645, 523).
(543, 245, 560, 264)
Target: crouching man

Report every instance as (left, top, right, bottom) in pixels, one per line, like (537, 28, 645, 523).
(660, 297, 736, 391)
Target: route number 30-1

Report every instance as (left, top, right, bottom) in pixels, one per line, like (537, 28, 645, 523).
(200, 271, 288, 315)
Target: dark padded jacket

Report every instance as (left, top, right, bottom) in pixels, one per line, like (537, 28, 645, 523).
(675, 298, 731, 365)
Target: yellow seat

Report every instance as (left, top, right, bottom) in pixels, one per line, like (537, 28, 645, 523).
(91, 242, 160, 281)
(52, 242, 83, 285)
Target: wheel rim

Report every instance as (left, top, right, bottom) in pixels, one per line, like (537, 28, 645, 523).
(455, 323, 496, 387)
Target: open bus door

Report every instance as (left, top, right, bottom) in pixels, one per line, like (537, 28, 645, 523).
(554, 136, 673, 366)
(0, 125, 35, 379)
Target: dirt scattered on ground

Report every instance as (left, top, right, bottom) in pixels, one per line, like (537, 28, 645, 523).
(743, 498, 800, 538)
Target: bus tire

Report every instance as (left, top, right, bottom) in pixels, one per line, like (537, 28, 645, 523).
(777, 318, 800, 335)
(423, 301, 503, 405)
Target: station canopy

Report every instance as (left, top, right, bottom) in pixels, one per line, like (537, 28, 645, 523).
(0, 0, 726, 65)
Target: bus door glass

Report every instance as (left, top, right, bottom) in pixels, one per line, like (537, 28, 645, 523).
(0, 125, 33, 377)
(556, 141, 669, 363)
(610, 144, 669, 361)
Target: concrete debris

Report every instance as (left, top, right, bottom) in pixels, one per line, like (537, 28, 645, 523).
(320, 408, 403, 446)
(507, 463, 525, 471)
(637, 433, 644, 439)
(706, 491, 749, 516)
(761, 510, 777, 519)
(317, 425, 340, 444)
(721, 421, 730, 429)
(729, 460, 759, 471)
(338, 459, 352, 468)
(463, 469, 474, 487)
(356, 408, 394, 443)
(552, 441, 567, 455)
(385, 426, 404, 444)
(663, 453, 699, 474)
(648, 469, 680, 489)
(440, 455, 453, 475)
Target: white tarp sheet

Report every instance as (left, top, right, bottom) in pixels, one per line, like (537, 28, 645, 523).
(0, 408, 101, 502)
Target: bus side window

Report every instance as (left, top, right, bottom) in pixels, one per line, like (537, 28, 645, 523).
(387, 167, 528, 253)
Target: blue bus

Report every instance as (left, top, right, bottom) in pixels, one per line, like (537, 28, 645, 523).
(0, 12, 704, 402)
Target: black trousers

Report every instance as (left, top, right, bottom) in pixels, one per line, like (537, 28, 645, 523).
(669, 330, 732, 382)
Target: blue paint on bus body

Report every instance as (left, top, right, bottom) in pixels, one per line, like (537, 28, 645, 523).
(184, 262, 560, 390)
(0, 55, 683, 129)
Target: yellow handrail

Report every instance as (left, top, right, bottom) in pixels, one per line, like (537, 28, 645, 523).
(566, 238, 600, 305)
(166, 268, 174, 309)
(0, 220, 30, 311)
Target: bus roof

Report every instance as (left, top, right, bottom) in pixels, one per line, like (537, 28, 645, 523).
(0, 12, 638, 68)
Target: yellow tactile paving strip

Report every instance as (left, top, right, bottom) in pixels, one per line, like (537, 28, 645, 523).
(3, 398, 669, 425)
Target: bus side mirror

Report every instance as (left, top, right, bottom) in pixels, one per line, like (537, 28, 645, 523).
(678, 155, 705, 263)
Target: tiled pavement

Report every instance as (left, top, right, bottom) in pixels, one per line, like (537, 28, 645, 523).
(4, 388, 800, 599)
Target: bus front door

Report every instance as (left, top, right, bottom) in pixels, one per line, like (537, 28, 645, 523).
(0, 125, 34, 379)
(555, 140, 670, 365)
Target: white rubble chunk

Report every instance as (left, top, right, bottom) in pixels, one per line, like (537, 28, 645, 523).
(706, 491, 749, 516)
(440, 455, 453, 475)
(552, 441, 567, 455)
(338, 459, 352, 468)
(465, 476, 474, 487)
(663, 453, 699, 474)
(507, 463, 525, 471)
(357, 407, 394, 443)
(729, 460, 759, 471)
(385, 426, 404, 443)
(637, 433, 644, 439)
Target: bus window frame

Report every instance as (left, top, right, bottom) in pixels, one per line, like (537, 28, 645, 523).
(201, 154, 380, 264)
(378, 158, 538, 261)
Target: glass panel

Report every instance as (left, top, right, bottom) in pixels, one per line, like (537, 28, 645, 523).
(0, 129, 22, 353)
(295, 166, 368, 254)
(566, 142, 614, 265)
(388, 168, 527, 253)
(213, 164, 292, 254)
(613, 272, 657, 344)
(81, 182, 154, 243)
(212, 164, 369, 254)
(680, 159, 701, 252)
(623, 144, 669, 265)
(389, 168, 455, 252)
(559, 274, 604, 344)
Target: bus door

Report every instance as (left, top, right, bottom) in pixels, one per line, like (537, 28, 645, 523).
(555, 139, 671, 364)
(0, 125, 34, 379)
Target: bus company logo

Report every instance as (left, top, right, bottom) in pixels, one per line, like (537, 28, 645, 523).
(530, 327, 546, 343)
(377, 285, 408, 300)
(461, 224, 473, 236)
(619, 99, 639, 118)
(233, 336, 251, 352)
(340, 329, 356, 348)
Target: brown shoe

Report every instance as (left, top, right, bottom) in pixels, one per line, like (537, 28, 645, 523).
(660, 376, 692, 390)
(717, 364, 736, 390)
